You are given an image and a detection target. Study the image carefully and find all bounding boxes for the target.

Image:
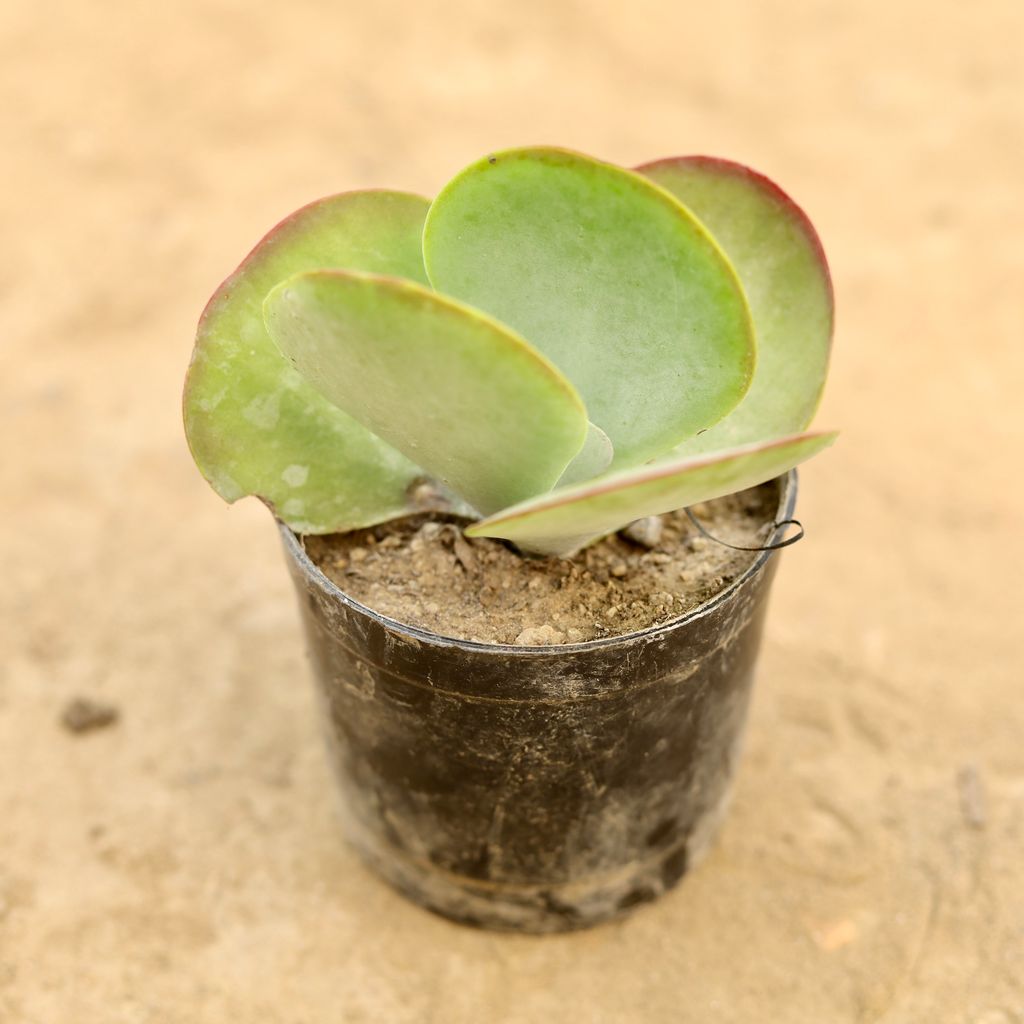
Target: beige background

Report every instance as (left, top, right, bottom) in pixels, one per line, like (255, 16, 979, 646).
(2, 1, 1022, 1021)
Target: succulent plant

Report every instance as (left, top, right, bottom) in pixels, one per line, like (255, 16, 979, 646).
(184, 147, 835, 557)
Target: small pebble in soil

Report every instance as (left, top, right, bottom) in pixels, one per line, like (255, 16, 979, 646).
(514, 624, 565, 646)
(408, 479, 451, 511)
(622, 516, 664, 549)
(60, 697, 120, 735)
(450, 531, 477, 572)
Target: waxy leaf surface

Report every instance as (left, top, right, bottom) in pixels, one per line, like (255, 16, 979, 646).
(184, 191, 445, 533)
(467, 432, 837, 557)
(639, 157, 834, 455)
(424, 147, 756, 468)
(557, 422, 614, 488)
(264, 270, 589, 517)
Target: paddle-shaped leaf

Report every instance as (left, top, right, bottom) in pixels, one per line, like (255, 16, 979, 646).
(263, 270, 589, 517)
(638, 158, 834, 456)
(184, 191, 447, 533)
(423, 147, 756, 468)
(467, 432, 837, 557)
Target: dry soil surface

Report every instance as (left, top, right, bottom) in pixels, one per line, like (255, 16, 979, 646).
(2, 2, 1022, 1022)
(304, 485, 777, 644)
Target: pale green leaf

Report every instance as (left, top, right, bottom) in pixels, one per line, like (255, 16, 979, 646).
(556, 422, 613, 487)
(467, 432, 837, 557)
(639, 157, 834, 456)
(264, 270, 589, 517)
(183, 190, 452, 533)
(423, 147, 755, 468)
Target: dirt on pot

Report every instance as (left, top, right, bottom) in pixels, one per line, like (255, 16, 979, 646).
(303, 481, 778, 645)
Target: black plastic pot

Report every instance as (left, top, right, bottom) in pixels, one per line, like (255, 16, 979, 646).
(279, 472, 797, 933)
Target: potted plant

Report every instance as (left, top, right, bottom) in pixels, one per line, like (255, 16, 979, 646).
(183, 147, 835, 932)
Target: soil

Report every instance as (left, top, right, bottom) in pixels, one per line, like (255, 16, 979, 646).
(304, 483, 777, 644)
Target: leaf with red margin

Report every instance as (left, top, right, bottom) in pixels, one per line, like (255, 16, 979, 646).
(184, 191, 457, 533)
(466, 432, 837, 557)
(638, 157, 834, 456)
(263, 269, 589, 517)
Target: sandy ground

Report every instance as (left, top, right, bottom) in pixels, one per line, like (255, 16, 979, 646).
(2, 1, 1022, 1021)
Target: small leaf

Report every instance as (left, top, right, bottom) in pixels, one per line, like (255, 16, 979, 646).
(264, 270, 589, 517)
(184, 190, 448, 533)
(467, 432, 837, 557)
(423, 147, 755, 468)
(556, 422, 613, 487)
(638, 157, 834, 455)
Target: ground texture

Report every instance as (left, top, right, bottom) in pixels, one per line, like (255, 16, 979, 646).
(2, 1, 1022, 1021)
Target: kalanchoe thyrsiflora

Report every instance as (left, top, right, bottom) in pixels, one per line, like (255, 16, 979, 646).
(184, 147, 835, 556)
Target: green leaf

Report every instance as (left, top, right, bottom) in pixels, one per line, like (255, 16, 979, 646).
(183, 190, 448, 534)
(423, 147, 755, 469)
(263, 270, 589, 517)
(638, 157, 834, 455)
(467, 432, 837, 557)
(556, 422, 613, 487)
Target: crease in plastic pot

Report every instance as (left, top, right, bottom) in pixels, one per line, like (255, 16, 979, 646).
(279, 471, 798, 932)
